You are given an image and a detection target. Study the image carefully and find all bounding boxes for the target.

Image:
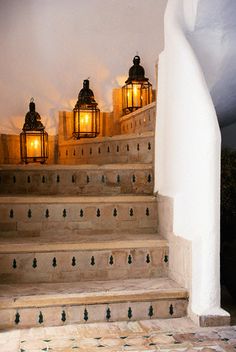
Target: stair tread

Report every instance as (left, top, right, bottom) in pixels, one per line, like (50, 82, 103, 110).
(0, 278, 188, 309)
(0, 163, 152, 170)
(60, 131, 154, 144)
(0, 194, 156, 203)
(0, 233, 167, 253)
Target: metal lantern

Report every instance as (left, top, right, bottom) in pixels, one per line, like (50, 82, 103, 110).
(122, 55, 152, 114)
(73, 79, 100, 139)
(20, 98, 48, 164)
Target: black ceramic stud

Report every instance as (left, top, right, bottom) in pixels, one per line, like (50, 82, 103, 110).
(106, 307, 111, 321)
(32, 258, 37, 268)
(148, 305, 154, 318)
(52, 257, 57, 267)
(109, 255, 114, 265)
(61, 310, 66, 322)
(15, 312, 20, 325)
(72, 256, 76, 266)
(12, 258, 17, 269)
(169, 304, 174, 315)
(38, 311, 43, 324)
(128, 307, 132, 319)
(84, 308, 88, 321)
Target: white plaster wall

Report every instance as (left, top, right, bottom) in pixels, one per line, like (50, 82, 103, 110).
(187, 0, 236, 128)
(155, 0, 229, 318)
(0, 0, 167, 135)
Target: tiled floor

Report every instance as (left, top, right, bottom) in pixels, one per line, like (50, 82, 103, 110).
(0, 318, 236, 352)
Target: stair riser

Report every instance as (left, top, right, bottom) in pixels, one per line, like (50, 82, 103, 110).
(120, 103, 156, 135)
(0, 299, 187, 330)
(0, 202, 158, 235)
(58, 136, 154, 165)
(0, 169, 153, 195)
(0, 247, 168, 283)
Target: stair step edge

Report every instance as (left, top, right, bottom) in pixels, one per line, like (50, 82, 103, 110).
(0, 279, 188, 309)
(0, 195, 157, 203)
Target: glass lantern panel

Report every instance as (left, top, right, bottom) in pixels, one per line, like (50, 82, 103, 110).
(141, 84, 152, 106)
(132, 83, 142, 108)
(79, 109, 93, 133)
(26, 133, 43, 158)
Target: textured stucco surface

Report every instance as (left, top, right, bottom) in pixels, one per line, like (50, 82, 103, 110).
(0, 0, 167, 135)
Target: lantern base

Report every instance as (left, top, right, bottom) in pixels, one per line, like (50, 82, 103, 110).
(73, 132, 99, 140)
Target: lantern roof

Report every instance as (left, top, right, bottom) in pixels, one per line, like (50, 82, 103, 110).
(76, 79, 98, 107)
(125, 55, 149, 84)
(23, 98, 45, 131)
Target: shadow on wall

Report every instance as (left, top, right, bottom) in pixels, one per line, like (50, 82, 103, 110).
(220, 148, 236, 305)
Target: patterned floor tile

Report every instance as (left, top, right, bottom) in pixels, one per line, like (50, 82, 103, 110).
(0, 318, 235, 352)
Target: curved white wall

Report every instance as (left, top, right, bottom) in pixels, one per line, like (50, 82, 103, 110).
(155, 0, 229, 318)
(0, 0, 167, 135)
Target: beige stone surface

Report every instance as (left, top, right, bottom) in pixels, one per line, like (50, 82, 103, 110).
(0, 163, 153, 195)
(1, 318, 235, 352)
(58, 131, 154, 165)
(120, 102, 156, 135)
(0, 277, 188, 309)
(0, 233, 167, 252)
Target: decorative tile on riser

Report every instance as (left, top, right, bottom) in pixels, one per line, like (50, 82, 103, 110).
(0, 165, 153, 195)
(58, 132, 154, 165)
(0, 300, 187, 330)
(0, 246, 168, 283)
(0, 196, 158, 235)
(120, 102, 156, 135)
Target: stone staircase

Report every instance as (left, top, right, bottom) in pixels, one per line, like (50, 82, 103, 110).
(0, 103, 188, 330)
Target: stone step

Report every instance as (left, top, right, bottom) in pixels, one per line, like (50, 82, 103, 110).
(0, 195, 158, 236)
(0, 233, 168, 283)
(0, 163, 153, 195)
(120, 102, 156, 135)
(0, 278, 188, 329)
(58, 131, 154, 165)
